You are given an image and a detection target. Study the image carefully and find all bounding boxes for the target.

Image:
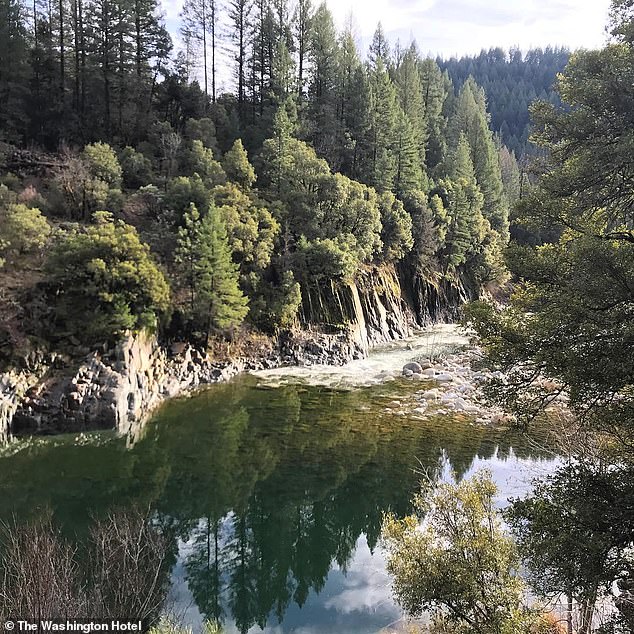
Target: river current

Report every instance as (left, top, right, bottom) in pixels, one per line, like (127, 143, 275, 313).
(0, 326, 558, 634)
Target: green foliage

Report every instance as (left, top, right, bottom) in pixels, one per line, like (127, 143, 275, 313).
(165, 174, 212, 218)
(446, 79, 509, 242)
(403, 191, 442, 276)
(81, 143, 123, 188)
(181, 141, 226, 187)
(258, 135, 382, 269)
(222, 139, 256, 190)
(365, 58, 398, 192)
(175, 204, 248, 341)
(382, 471, 536, 634)
(293, 236, 358, 281)
(213, 183, 279, 273)
(46, 212, 170, 344)
(378, 191, 413, 261)
(184, 118, 219, 153)
(439, 48, 569, 157)
(249, 270, 302, 332)
(506, 462, 634, 634)
(120, 147, 154, 189)
(0, 204, 51, 263)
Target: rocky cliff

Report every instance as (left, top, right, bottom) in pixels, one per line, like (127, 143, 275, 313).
(1, 263, 471, 443)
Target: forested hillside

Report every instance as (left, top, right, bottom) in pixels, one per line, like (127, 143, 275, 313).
(439, 47, 569, 156)
(0, 0, 518, 359)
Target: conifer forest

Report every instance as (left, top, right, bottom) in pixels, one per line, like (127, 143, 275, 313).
(0, 0, 633, 633)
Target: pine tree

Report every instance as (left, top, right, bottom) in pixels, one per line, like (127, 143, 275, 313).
(336, 26, 369, 179)
(176, 204, 248, 342)
(447, 78, 509, 242)
(222, 138, 256, 189)
(180, 0, 218, 102)
(419, 58, 449, 174)
(227, 0, 253, 112)
(306, 1, 340, 166)
(443, 135, 486, 271)
(394, 43, 427, 180)
(394, 108, 423, 197)
(293, 0, 312, 99)
(0, 0, 29, 142)
(364, 57, 398, 192)
(368, 22, 390, 68)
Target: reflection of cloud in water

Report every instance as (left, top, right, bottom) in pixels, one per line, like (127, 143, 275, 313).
(166, 454, 558, 634)
(325, 535, 393, 616)
(441, 447, 560, 505)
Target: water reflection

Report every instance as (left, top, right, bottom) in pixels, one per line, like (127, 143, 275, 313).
(0, 375, 556, 633)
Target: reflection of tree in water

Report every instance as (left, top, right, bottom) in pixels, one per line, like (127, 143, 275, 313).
(185, 517, 224, 623)
(174, 381, 553, 633)
(0, 376, 555, 633)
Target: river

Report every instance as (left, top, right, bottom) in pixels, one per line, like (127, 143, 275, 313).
(0, 326, 558, 633)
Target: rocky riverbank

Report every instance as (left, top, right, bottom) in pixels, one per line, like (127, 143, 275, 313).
(0, 327, 371, 442)
(402, 349, 516, 425)
(402, 346, 568, 425)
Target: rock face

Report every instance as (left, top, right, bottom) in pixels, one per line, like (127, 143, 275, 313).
(4, 328, 366, 441)
(300, 264, 414, 353)
(1, 263, 474, 443)
(1, 371, 39, 443)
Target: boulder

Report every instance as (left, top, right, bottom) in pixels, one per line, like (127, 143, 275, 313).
(402, 362, 423, 375)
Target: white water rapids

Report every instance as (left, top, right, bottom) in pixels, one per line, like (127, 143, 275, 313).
(253, 324, 471, 388)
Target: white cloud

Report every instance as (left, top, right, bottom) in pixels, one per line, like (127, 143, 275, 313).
(324, 0, 612, 57)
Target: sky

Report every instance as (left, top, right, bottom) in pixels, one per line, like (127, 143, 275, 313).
(161, 0, 613, 93)
(163, 0, 613, 59)
(325, 0, 613, 58)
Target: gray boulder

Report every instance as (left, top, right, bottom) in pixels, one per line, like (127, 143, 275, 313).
(403, 362, 423, 375)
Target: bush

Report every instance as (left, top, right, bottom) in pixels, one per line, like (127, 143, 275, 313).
(46, 212, 170, 344)
(0, 509, 168, 622)
(81, 142, 122, 187)
(0, 203, 51, 265)
(120, 146, 154, 189)
(292, 236, 358, 281)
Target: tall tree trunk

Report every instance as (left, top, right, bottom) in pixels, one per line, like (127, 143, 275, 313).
(103, 1, 111, 139)
(202, 0, 208, 99)
(59, 0, 65, 107)
(78, 0, 85, 116)
(210, 0, 215, 102)
(72, 0, 79, 110)
(117, 2, 124, 138)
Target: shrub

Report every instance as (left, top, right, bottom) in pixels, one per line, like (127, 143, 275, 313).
(46, 212, 170, 344)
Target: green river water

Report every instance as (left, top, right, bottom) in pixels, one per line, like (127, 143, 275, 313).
(0, 330, 558, 634)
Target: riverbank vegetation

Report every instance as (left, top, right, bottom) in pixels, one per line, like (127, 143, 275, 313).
(0, 0, 527, 364)
(421, 1, 634, 632)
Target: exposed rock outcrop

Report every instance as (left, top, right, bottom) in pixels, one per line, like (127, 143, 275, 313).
(5, 328, 366, 440)
(1, 263, 474, 443)
(300, 264, 414, 352)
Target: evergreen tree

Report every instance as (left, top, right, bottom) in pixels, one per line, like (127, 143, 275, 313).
(368, 22, 390, 68)
(0, 0, 29, 142)
(293, 0, 312, 99)
(393, 109, 423, 197)
(222, 139, 256, 189)
(419, 58, 448, 174)
(447, 78, 509, 242)
(227, 0, 253, 112)
(364, 57, 398, 192)
(443, 135, 486, 271)
(306, 2, 340, 166)
(176, 204, 248, 341)
(394, 44, 427, 180)
(180, 0, 218, 102)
